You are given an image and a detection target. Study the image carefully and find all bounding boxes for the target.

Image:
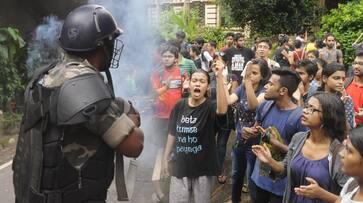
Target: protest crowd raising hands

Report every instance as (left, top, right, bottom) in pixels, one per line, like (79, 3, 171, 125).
(10, 3, 363, 203)
(149, 30, 363, 203)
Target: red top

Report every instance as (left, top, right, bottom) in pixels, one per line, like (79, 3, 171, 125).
(293, 50, 305, 63)
(346, 80, 363, 125)
(220, 46, 231, 53)
(151, 65, 187, 119)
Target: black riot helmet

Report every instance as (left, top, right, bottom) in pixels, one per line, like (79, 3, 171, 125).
(59, 4, 124, 69)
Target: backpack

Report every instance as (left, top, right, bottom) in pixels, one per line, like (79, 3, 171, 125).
(259, 101, 302, 143)
(330, 142, 344, 194)
(344, 76, 354, 89)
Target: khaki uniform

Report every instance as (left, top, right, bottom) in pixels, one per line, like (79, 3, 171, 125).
(42, 54, 135, 169)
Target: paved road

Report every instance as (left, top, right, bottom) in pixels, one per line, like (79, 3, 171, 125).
(0, 161, 14, 203)
(0, 115, 249, 203)
(0, 133, 159, 203)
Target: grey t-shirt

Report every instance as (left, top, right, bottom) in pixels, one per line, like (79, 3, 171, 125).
(319, 47, 343, 64)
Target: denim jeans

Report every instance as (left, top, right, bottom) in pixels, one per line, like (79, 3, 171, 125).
(216, 128, 231, 173)
(231, 139, 257, 203)
(255, 186, 283, 203)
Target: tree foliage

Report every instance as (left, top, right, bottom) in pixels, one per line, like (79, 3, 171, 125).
(0, 27, 27, 111)
(220, 0, 322, 36)
(319, 0, 363, 65)
(157, 8, 202, 41)
(156, 8, 225, 46)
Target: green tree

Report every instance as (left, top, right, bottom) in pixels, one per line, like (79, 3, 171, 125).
(0, 27, 27, 111)
(157, 8, 202, 41)
(320, 0, 363, 65)
(220, 0, 322, 36)
(156, 8, 226, 46)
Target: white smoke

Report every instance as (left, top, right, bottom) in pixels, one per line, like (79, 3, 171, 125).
(25, 1, 164, 201)
(26, 16, 63, 75)
(89, 0, 157, 99)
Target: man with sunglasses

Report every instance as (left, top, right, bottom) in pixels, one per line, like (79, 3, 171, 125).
(346, 50, 363, 127)
(13, 5, 144, 203)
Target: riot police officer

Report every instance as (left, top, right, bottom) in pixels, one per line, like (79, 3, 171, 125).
(13, 4, 144, 203)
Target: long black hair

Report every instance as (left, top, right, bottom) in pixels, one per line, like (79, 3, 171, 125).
(349, 127, 363, 158)
(321, 62, 345, 92)
(248, 58, 271, 89)
(311, 92, 347, 141)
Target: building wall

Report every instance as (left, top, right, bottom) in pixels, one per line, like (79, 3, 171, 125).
(204, 3, 219, 27)
(149, 0, 220, 27)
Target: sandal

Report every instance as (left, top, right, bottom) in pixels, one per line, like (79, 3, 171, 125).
(242, 183, 249, 193)
(217, 175, 227, 184)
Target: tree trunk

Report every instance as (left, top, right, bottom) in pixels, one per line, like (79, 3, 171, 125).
(2, 81, 7, 112)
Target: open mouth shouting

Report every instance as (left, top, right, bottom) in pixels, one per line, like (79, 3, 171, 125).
(192, 87, 203, 98)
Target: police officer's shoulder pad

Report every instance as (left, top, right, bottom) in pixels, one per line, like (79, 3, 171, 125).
(57, 73, 112, 125)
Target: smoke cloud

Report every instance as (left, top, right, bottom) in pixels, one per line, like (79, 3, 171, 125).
(26, 16, 63, 75)
(25, 1, 160, 200)
(89, 0, 156, 99)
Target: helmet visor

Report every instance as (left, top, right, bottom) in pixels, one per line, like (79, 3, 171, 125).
(110, 38, 124, 69)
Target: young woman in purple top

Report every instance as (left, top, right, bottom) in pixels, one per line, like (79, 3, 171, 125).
(252, 92, 349, 203)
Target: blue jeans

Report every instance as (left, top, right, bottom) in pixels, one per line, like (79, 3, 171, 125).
(216, 128, 231, 173)
(231, 139, 257, 203)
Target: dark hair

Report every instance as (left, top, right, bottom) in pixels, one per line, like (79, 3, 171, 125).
(225, 32, 234, 38)
(296, 59, 318, 79)
(309, 35, 316, 43)
(307, 50, 319, 58)
(257, 38, 272, 49)
(234, 33, 244, 41)
(355, 49, 363, 57)
(316, 38, 325, 49)
(167, 39, 181, 52)
(325, 33, 335, 40)
(277, 34, 289, 46)
(321, 62, 346, 91)
(271, 69, 301, 97)
(161, 44, 179, 58)
(176, 31, 186, 39)
(310, 92, 347, 142)
(249, 58, 271, 88)
(190, 44, 201, 56)
(313, 58, 327, 70)
(191, 69, 210, 84)
(195, 37, 205, 46)
(209, 40, 217, 49)
(349, 127, 363, 158)
(294, 40, 302, 49)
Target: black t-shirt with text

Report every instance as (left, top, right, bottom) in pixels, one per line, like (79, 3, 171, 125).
(168, 98, 226, 178)
(222, 46, 255, 82)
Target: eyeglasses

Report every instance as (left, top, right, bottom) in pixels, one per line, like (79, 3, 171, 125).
(303, 105, 322, 114)
(352, 61, 363, 66)
(257, 45, 270, 49)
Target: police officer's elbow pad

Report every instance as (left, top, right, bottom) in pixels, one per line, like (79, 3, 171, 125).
(116, 128, 144, 158)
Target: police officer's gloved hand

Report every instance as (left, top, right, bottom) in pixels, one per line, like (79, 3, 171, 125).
(127, 101, 141, 127)
(115, 97, 141, 127)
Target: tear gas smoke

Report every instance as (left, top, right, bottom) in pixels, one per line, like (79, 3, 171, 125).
(26, 16, 63, 75)
(25, 1, 169, 201)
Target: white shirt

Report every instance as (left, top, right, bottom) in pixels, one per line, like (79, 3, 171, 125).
(340, 178, 362, 203)
(201, 51, 213, 71)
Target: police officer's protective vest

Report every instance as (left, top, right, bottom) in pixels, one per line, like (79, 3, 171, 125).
(13, 63, 116, 203)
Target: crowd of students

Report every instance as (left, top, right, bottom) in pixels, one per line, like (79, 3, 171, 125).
(149, 30, 363, 203)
